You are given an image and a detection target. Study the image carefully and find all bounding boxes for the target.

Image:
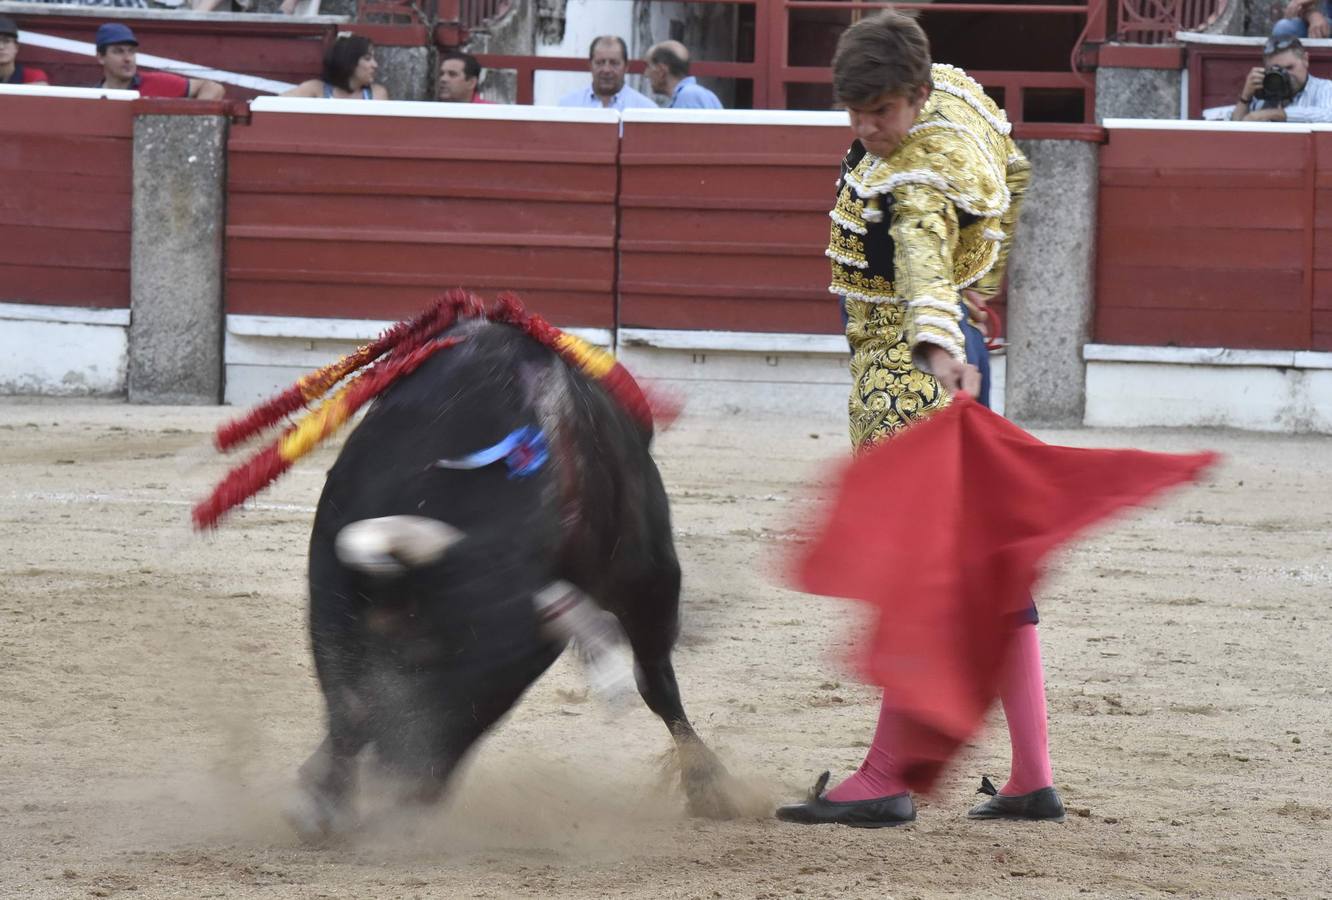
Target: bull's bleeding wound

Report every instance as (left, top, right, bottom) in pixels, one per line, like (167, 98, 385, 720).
(193, 291, 675, 531)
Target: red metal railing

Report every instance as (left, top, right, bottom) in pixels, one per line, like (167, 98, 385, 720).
(1116, 0, 1227, 43)
(358, 0, 427, 26)
(457, 0, 511, 29)
(466, 0, 1104, 122)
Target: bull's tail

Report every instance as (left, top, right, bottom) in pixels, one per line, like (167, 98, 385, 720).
(334, 515, 465, 576)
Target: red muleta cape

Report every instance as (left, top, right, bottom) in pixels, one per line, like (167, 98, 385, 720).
(793, 393, 1217, 792)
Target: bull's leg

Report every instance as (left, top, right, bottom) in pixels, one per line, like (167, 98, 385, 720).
(632, 654, 738, 820)
(369, 649, 564, 825)
(285, 687, 369, 842)
(290, 540, 372, 842)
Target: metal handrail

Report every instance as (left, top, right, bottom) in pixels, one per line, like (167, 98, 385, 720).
(457, 0, 510, 29)
(1117, 0, 1226, 43)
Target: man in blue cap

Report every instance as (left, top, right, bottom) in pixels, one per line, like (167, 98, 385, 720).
(94, 23, 223, 99)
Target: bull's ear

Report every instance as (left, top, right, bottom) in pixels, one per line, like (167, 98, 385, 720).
(335, 515, 466, 575)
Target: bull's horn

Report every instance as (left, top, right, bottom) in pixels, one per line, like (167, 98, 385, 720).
(335, 516, 465, 575)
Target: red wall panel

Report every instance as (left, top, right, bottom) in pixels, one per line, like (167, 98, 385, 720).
(1096, 127, 1314, 350)
(0, 94, 133, 309)
(618, 118, 850, 334)
(225, 108, 620, 328)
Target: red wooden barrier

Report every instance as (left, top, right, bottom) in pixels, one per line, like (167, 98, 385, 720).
(1311, 131, 1332, 350)
(0, 92, 134, 309)
(225, 102, 621, 327)
(618, 110, 850, 334)
(1096, 125, 1317, 350)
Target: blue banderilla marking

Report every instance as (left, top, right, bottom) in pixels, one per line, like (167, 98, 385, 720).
(431, 426, 549, 478)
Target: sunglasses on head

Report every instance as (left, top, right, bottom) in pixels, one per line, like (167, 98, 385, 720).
(1265, 36, 1303, 54)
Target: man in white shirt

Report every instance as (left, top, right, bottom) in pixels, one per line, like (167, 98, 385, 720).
(558, 35, 656, 110)
(1232, 36, 1332, 122)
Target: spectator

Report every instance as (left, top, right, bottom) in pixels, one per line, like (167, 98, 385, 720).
(1232, 36, 1332, 122)
(437, 51, 490, 103)
(1272, 0, 1330, 39)
(283, 34, 388, 100)
(644, 40, 722, 109)
(192, 0, 306, 13)
(0, 16, 49, 85)
(557, 35, 656, 110)
(95, 23, 224, 98)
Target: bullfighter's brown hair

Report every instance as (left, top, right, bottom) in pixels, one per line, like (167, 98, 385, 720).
(832, 11, 932, 107)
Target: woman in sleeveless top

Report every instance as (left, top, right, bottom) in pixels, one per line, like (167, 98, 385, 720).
(282, 33, 389, 100)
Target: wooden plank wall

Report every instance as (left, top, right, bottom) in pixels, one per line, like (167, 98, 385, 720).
(1096, 126, 1321, 350)
(225, 108, 621, 328)
(0, 94, 133, 309)
(618, 117, 850, 334)
(1313, 133, 1332, 350)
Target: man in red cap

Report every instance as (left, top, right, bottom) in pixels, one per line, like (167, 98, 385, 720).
(0, 16, 49, 85)
(94, 22, 223, 99)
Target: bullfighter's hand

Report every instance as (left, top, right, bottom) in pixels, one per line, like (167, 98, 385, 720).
(923, 344, 982, 397)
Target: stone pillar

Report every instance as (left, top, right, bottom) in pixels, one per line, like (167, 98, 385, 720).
(377, 46, 432, 101)
(128, 106, 227, 405)
(1006, 139, 1099, 426)
(1095, 60, 1183, 121)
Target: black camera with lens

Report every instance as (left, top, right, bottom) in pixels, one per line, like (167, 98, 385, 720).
(1256, 66, 1296, 105)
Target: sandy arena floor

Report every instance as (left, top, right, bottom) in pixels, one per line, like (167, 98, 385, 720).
(1, 398, 1328, 899)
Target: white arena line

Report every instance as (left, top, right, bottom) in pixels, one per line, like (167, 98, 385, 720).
(13, 491, 315, 515)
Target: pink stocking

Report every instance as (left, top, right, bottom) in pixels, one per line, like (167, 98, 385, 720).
(824, 695, 909, 802)
(998, 623, 1054, 795)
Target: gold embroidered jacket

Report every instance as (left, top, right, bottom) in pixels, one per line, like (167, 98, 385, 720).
(828, 64, 1031, 362)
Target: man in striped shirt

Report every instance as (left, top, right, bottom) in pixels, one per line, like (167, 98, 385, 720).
(1232, 36, 1332, 122)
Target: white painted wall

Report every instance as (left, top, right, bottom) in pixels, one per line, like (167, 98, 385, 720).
(534, 0, 645, 106)
(0, 304, 129, 396)
(221, 315, 1008, 420)
(1084, 345, 1332, 433)
(223, 315, 612, 406)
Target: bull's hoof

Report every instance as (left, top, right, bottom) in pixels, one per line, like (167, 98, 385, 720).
(685, 783, 741, 820)
(282, 785, 356, 844)
(678, 744, 742, 820)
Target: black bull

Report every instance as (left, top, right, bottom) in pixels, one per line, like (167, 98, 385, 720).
(288, 318, 735, 837)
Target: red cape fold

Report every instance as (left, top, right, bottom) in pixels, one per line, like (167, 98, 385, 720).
(794, 393, 1217, 792)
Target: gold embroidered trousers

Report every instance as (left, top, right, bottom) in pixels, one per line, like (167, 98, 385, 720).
(846, 298, 952, 449)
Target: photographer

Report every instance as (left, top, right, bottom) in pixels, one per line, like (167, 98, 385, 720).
(1232, 36, 1332, 122)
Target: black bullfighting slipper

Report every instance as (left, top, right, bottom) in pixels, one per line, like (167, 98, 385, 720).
(774, 771, 916, 828)
(966, 775, 1066, 822)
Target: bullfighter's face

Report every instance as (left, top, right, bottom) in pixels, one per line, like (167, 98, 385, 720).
(847, 84, 931, 159)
